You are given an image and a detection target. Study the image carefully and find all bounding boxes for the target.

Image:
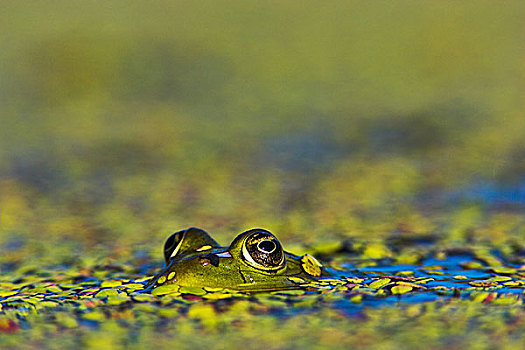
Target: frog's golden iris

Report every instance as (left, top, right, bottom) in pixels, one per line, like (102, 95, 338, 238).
(148, 227, 326, 291)
(239, 230, 285, 270)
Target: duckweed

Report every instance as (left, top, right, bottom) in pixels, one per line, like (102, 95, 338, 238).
(2, 1, 525, 349)
(1, 244, 524, 349)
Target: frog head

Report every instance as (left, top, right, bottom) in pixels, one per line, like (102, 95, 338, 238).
(148, 227, 326, 291)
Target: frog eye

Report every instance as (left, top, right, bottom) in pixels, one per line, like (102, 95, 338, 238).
(163, 230, 185, 264)
(163, 227, 219, 264)
(241, 230, 285, 270)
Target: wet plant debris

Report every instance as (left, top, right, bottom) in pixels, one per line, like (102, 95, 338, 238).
(1, 244, 524, 349)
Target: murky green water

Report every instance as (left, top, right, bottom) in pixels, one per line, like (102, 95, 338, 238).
(2, 1, 525, 348)
(2, 248, 523, 336)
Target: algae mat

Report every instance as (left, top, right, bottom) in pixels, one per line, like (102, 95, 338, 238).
(1, 243, 524, 349)
(2, 1, 525, 349)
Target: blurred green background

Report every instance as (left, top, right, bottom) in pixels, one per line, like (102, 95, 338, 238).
(1, 0, 524, 265)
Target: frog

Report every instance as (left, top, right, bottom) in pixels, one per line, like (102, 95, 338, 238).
(146, 227, 327, 292)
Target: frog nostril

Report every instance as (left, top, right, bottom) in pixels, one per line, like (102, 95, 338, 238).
(258, 240, 276, 254)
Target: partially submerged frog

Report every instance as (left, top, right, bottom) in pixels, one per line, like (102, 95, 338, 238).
(147, 227, 327, 292)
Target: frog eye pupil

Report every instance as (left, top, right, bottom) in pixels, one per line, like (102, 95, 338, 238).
(242, 231, 284, 270)
(258, 240, 276, 253)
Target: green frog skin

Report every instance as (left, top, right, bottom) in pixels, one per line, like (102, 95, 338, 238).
(147, 228, 327, 292)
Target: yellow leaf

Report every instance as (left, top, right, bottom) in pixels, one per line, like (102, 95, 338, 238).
(391, 285, 412, 294)
(369, 278, 391, 289)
